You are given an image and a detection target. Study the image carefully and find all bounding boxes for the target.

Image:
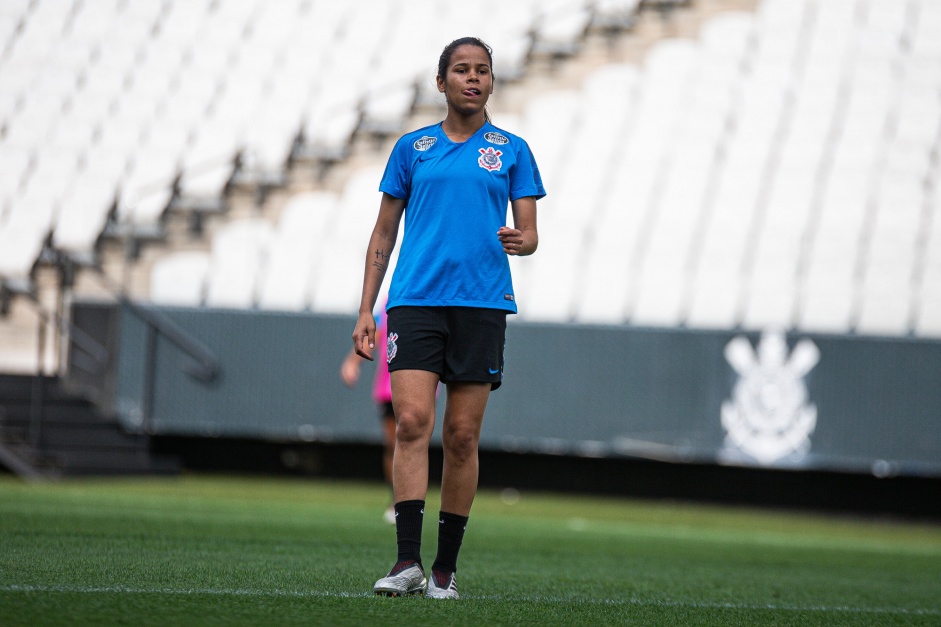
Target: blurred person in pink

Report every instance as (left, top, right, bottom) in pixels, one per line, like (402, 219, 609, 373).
(341, 297, 396, 524)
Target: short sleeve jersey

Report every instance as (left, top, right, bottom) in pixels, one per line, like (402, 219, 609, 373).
(379, 121, 546, 313)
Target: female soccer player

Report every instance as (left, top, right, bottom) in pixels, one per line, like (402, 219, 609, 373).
(352, 36, 545, 599)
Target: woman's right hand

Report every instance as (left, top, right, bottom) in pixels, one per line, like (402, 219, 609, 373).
(352, 311, 377, 361)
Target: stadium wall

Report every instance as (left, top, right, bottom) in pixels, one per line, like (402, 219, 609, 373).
(68, 302, 941, 481)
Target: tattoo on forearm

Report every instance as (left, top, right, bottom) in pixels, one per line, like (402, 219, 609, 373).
(372, 248, 390, 272)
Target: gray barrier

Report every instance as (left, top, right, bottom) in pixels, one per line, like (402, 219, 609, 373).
(94, 303, 940, 478)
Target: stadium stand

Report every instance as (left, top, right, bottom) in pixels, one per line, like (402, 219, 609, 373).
(0, 0, 605, 274)
(535, 0, 940, 335)
(1, 0, 939, 375)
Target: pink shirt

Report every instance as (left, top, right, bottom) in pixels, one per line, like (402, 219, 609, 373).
(371, 300, 392, 404)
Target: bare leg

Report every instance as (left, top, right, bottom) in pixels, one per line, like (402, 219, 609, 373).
(439, 382, 491, 516)
(390, 369, 440, 503)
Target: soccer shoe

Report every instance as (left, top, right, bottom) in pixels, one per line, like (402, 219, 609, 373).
(373, 561, 426, 597)
(426, 570, 459, 599)
(382, 505, 396, 525)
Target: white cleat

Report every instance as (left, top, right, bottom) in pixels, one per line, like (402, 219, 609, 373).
(426, 570, 459, 599)
(382, 505, 396, 525)
(373, 561, 427, 597)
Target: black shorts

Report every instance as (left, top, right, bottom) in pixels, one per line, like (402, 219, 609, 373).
(386, 306, 508, 390)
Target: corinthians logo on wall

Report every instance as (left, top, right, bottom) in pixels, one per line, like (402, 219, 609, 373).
(721, 328, 820, 465)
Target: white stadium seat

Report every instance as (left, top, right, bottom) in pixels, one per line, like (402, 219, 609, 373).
(0, 221, 46, 281)
(258, 192, 339, 312)
(205, 219, 274, 309)
(150, 251, 211, 307)
(52, 176, 118, 256)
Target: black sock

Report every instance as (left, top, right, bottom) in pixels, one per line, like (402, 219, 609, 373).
(431, 511, 468, 575)
(394, 500, 425, 566)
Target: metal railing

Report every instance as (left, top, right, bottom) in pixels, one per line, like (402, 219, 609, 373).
(0, 264, 220, 465)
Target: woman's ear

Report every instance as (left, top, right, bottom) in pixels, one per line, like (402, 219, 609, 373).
(436, 75, 445, 93)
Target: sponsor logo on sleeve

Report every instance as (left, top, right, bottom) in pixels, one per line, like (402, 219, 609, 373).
(413, 136, 437, 151)
(484, 131, 509, 145)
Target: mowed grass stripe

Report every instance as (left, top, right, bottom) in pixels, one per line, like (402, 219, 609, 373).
(3, 583, 940, 617)
(1, 476, 939, 626)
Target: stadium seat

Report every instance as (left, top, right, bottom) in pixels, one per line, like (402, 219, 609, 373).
(742, 277, 798, 331)
(573, 159, 646, 326)
(630, 264, 686, 328)
(0, 221, 45, 281)
(117, 152, 179, 228)
(0, 148, 30, 209)
(521, 90, 581, 184)
(176, 120, 240, 208)
(700, 11, 755, 60)
(361, 86, 417, 136)
(52, 176, 118, 257)
(915, 242, 941, 336)
(240, 84, 308, 181)
(258, 192, 339, 312)
(150, 251, 211, 307)
(686, 269, 741, 329)
(523, 228, 580, 323)
(309, 167, 385, 314)
(856, 281, 914, 337)
(205, 219, 274, 309)
(592, 0, 643, 28)
(534, 0, 592, 56)
(797, 277, 855, 334)
(574, 245, 632, 325)
(0, 15, 17, 55)
(482, 25, 532, 83)
(916, 300, 941, 338)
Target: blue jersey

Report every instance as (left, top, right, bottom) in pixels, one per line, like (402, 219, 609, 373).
(379, 121, 546, 313)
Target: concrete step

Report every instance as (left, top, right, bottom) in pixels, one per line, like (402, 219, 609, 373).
(0, 374, 180, 477)
(0, 420, 148, 451)
(0, 375, 97, 407)
(1, 403, 117, 424)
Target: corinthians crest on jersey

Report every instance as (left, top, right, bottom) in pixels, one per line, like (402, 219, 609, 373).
(720, 328, 820, 465)
(478, 146, 503, 171)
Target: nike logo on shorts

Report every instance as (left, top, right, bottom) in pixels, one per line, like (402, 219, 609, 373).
(488, 368, 500, 375)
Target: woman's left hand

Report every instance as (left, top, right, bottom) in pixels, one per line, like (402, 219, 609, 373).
(498, 226, 525, 255)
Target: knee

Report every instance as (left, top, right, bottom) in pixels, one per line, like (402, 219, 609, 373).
(443, 427, 478, 465)
(395, 408, 432, 444)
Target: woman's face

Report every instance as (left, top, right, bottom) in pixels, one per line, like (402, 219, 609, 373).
(437, 44, 493, 117)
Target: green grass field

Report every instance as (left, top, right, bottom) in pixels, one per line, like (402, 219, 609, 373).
(1, 475, 939, 626)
